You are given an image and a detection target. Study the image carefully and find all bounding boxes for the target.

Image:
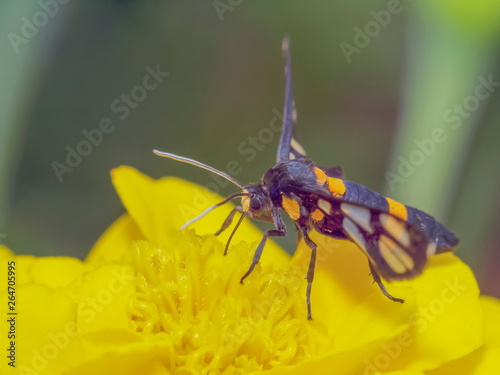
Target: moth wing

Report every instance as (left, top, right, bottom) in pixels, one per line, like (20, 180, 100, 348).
(313, 194, 430, 280)
(321, 165, 345, 179)
(276, 38, 307, 163)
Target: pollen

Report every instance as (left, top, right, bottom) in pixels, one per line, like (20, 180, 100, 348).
(128, 232, 326, 374)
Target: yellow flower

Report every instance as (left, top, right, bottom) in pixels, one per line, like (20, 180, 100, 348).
(1, 165, 499, 374)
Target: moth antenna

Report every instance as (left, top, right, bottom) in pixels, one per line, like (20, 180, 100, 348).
(180, 192, 249, 230)
(153, 149, 243, 189)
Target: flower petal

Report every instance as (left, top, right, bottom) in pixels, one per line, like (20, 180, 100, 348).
(386, 253, 483, 371)
(86, 214, 144, 265)
(0, 254, 88, 291)
(0, 284, 84, 375)
(294, 234, 416, 341)
(64, 331, 171, 375)
(63, 263, 136, 335)
(29, 257, 88, 289)
(0, 245, 14, 258)
(426, 295, 500, 375)
(287, 233, 482, 373)
(480, 295, 500, 347)
(0, 252, 36, 287)
(109, 166, 289, 267)
(282, 235, 417, 374)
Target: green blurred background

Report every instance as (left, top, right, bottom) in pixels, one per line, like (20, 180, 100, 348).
(1, 1, 499, 297)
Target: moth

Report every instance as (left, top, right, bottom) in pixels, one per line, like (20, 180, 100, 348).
(154, 38, 459, 320)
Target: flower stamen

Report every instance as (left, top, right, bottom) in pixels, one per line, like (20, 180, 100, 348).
(128, 232, 327, 373)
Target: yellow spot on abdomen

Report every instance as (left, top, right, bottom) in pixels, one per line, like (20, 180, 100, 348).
(282, 195, 301, 220)
(327, 177, 346, 198)
(311, 209, 324, 222)
(313, 168, 328, 186)
(385, 197, 408, 220)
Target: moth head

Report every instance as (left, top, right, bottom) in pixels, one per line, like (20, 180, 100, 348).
(242, 184, 271, 214)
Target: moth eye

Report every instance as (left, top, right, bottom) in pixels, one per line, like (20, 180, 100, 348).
(250, 198, 261, 211)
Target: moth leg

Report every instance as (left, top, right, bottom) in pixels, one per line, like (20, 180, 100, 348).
(240, 208, 286, 283)
(302, 231, 317, 320)
(368, 262, 404, 304)
(288, 194, 317, 320)
(223, 212, 247, 256)
(214, 206, 243, 236)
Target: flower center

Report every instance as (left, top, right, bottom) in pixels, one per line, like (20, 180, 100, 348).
(129, 231, 327, 373)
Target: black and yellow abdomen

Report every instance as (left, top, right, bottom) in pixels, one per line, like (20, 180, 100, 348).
(325, 178, 459, 253)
